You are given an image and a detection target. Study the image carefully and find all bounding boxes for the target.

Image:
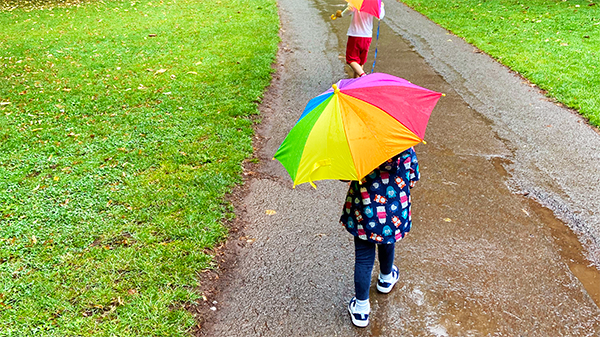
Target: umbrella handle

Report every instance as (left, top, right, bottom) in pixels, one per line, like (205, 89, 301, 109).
(330, 14, 337, 20)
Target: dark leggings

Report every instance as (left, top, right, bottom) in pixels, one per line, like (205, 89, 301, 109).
(354, 236, 395, 301)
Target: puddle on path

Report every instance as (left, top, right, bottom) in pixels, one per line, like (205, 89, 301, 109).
(528, 198, 600, 307)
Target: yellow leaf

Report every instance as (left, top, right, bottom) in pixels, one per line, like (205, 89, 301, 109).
(53, 176, 59, 181)
(265, 210, 276, 215)
(443, 218, 452, 222)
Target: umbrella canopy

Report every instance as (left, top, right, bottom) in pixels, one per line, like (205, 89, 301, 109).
(274, 73, 443, 188)
(346, 0, 382, 18)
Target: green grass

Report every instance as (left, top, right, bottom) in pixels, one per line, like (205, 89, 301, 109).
(0, 0, 279, 335)
(400, 0, 600, 126)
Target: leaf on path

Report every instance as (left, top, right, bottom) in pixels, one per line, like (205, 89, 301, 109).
(265, 209, 276, 215)
(443, 218, 452, 222)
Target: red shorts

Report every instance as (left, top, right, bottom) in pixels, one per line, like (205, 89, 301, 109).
(346, 36, 372, 65)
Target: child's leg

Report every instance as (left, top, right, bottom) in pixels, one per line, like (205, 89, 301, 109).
(376, 243, 399, 294)
(346, 37, 366, 78)
(377, 242, 395, 275)
(354, 236, 376, 300)
(348, 62, 365, 78)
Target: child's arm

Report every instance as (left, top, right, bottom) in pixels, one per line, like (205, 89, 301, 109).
(408, 148, 420, 188)
(378, 2, 385, 20)
(341, 4, 354, 17)
(332, 4, 354, 19)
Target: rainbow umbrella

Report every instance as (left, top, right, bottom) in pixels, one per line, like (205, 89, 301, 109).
(346, 0, 382, 18)
(274, 73, 443, 188)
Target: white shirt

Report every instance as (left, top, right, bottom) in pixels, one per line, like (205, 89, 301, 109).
(343, 4, 385, 37)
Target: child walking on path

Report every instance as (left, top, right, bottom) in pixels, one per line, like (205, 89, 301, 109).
(339, 147, 419, 327)
(333, 2, 385, 78)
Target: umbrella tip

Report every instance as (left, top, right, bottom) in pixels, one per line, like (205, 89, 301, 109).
(332, 84, 340, 94)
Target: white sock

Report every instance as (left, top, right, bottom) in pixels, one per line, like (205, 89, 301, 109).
(380, 271, 395, 283)
(355, 298, 370, 313)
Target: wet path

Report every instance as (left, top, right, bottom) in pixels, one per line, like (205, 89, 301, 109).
(207, 0, 600, 335)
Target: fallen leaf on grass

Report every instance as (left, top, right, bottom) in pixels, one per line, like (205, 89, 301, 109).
(265, 209, 276, 215)
(187, 71, 198, 75)
(154, 68, 167, 75)
(0, 102, 11, 106)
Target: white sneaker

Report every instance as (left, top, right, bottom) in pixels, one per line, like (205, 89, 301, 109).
(377, 265, 399, 293)
(347, 297, 369, 327)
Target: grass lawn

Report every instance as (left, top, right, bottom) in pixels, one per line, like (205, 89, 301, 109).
(400, 0, 600, 127)
(0, 0, 279, 335)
